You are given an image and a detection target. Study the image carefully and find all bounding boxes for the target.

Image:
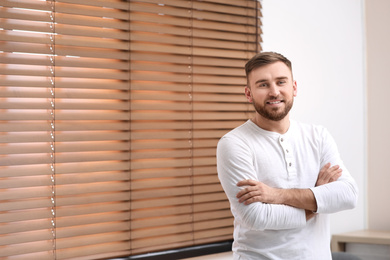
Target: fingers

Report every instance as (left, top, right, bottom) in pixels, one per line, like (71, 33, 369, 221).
(319, 162, 331, 175)
(236, 180, 281, 205)
(236, 184, 255, 200)
(316, 163, 343, 186)
(326, 165, 342, 182)
(237, 189, 264, 205)
(328, 166, 342, 182)
(236, 180, 256, 199)
(236, 179, 261, 205)
(238, 192, 257, 205)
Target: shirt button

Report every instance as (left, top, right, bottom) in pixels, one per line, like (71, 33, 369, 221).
(289, 162, 292, 167)
(281, 138, 284, 142)
(286, 149, 289, 153)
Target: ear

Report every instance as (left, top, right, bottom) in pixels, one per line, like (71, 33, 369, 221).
(293, 80, 298, 97)
(245, 86, 253, 103)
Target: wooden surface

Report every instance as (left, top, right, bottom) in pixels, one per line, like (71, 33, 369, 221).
(331, 230, 390, 252)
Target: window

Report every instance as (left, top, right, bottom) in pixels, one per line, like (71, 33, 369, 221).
(0, 0, 261, 258)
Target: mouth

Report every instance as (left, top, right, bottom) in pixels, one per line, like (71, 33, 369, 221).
(267, 100, 283, 105)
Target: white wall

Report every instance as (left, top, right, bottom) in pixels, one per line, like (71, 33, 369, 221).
(260, 0, 366, 234)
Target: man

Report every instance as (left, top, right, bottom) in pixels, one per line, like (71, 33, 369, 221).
(216, 52, 358, 259)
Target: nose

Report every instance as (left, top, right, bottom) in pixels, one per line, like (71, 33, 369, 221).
(268, 83, 280, 97)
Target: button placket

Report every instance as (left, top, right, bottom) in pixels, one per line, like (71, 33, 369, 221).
(279, 135, 296, 178)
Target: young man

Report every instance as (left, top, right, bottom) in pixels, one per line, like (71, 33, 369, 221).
(217, 52, 358, 260)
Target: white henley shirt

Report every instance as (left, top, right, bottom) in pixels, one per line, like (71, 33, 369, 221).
(217, 120, 358, 260)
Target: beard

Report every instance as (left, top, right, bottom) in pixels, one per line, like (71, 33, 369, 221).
(252, 97, 294, 121)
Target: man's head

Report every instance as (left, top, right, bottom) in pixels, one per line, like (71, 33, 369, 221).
(244, 52, 297, 123)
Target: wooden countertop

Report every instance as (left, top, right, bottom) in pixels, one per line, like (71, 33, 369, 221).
(331, 230, 390, 252)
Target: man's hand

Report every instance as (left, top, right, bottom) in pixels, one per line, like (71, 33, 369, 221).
(236, 180, 281, 205)
(236, 163, 343, 221)
(316, 163, 342, 186)
(236, 179, 316, 211)
(307, 163, 342, 220)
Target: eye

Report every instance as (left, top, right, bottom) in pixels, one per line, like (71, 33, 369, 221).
(278, 80, 286, 85)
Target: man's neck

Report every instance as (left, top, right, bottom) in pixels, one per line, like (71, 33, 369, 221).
(251, 115, 290, 134)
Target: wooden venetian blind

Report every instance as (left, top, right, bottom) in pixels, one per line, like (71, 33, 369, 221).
(0, 0, 261, 259)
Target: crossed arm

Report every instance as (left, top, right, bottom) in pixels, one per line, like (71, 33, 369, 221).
(235, 163, 342, 220)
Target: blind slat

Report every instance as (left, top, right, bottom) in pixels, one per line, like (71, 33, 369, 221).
(1, 0, 261, 257)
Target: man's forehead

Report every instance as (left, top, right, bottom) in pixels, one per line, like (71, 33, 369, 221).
(251, 61, 291, 73)
(249, 64, 292, 81)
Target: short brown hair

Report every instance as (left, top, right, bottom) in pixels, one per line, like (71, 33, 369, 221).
(245, 52, 293, 78)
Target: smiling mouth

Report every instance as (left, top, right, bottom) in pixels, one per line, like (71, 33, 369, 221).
(267, 100, 283, 104)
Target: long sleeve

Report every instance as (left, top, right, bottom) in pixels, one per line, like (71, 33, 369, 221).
(217, 135, 306, 231)
(310, 128, 358, 214)
(216, 120, 357, 260)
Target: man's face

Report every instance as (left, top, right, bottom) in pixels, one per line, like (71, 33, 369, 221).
(245, 61, 297, 121)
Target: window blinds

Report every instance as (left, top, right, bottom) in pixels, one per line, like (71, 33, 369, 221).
(0, 0, 261, 259)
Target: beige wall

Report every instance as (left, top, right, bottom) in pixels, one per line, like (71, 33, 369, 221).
(366, 0, 390, 230)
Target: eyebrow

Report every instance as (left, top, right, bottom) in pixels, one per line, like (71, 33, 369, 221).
(254, 76, 289, 85)
(254, 79, 268, 85)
